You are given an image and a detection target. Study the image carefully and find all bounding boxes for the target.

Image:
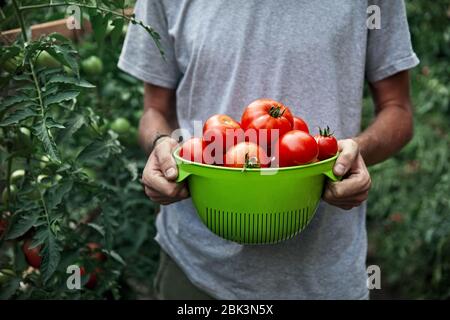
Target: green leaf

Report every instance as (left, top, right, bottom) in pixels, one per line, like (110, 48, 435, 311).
(44, 90, 79, 106)
(40, 232, 61, 284)
(77, 139, 119, 163)
(0, 94, 31, 110)
(110, 18, 124, 47)
(46, 180, 73, 210)
(6, 212, 39, 240)
(32, 120, 60, 162)
(0, 105, 38, 126)
(87, 223, 105, 236)
(45, 117, 65, 129)
(47, 74, 95, 88)
(56, 114, 85, 143)
(0, 278, 20, 300)
(108, 250, 126, 266)
(90, 12, 110, 51)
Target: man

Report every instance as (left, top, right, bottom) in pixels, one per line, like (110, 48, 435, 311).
(119, 0, 418, 299)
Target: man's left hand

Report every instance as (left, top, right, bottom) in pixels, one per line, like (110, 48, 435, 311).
(323, 139, 372, 210)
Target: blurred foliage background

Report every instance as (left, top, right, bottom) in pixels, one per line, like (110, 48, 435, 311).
(0, 0, 449, 299)
(363, 0, 450, 299)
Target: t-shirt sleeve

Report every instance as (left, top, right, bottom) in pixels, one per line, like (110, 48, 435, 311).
(365, 0, 420, 83)
(118, 0, 180, 89)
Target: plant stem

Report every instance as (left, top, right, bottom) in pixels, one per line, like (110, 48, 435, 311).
(5, 157, 13, 211)
(20, 2, 134, 23)
(12, 0, 28, 42)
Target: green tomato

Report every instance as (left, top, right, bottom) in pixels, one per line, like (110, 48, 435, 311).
(2, 185, 17, 204)
(40, 155, 50, 169)
(0, 269, 16, 285)
(11, 169, 25, 183)
(110, 118, 131, 134)
(36, 51, 60, 68)
(81, 56, 103, 76)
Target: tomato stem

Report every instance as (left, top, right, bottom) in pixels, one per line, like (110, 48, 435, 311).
(268, 105, 285, 118)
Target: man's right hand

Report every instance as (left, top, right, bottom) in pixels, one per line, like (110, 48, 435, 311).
(142, 137, 189, 205)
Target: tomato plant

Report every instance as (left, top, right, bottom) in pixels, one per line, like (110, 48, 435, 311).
(277, 130, 318, 167)
(0, 0, 164, 299)
(314, 126, 338, 160)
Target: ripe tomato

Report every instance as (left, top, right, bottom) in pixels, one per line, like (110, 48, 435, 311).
(277, 130, 318, 167)
(0, 219, 8, 238)
(314, 126, 338, 160)
(80, 266, 101, 289)
(203, 114, 242, 153)
(86, 242, 107, 262)
(22, 239, 42, 269)
(241, 99, 293, 152)
(293, 116, 309, 133)
(110, 117, 131, 134)
(224, 142, 269, 168)
(81, 56, 103, 76)
(179, 137, 205, 163)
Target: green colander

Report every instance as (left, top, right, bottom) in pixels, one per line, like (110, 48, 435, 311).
(174, 148, 339, 244)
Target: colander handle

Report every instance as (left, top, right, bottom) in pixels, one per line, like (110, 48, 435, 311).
(323, 170, 341, 182)
(176, 164, 191, 183)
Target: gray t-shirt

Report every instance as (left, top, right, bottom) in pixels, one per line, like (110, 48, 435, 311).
(119, 0, 419, 299)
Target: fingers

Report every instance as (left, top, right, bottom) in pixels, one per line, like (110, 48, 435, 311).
(154, 138, 179, 181)
(144, 184, 189, 205)
(333, 139, 359, 176)
(141, 137, 189, 205)
(323, 153, 371, 210)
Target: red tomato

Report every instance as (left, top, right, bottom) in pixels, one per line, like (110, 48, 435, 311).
(87, 242, 107, 262)
(277, 130, 318, 167)
(293, 116, 309, 133)
(241, 99, 293, 153)
(22, 239, 42, 269)
(80, 266, 101, 289)
(314, 126, 338, 160)
(203, 114, 242, 152)
(0, 219, 7, 238)
(179, 137, 205, 163)
(224, 142, 269, 168)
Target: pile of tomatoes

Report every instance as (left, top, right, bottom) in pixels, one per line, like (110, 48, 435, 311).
(179, 98, 338, 168)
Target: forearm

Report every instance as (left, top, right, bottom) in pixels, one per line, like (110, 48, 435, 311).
(354, 103, 413, 166)
(139, 109, 177, 154)
(139, 83, 178, 154)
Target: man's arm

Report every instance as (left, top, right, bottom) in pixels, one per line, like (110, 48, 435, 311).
(140, 83, 189, 205)
(139, 83, 179, 154)
(323, 70, 414, 210)
(355, 70, 414, 166)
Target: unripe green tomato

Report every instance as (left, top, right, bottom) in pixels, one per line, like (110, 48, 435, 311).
(81, 56, 103, 76)
(11, 169, 25, 183)
(0, 269, 16, 285)
(110, 117, 131, 134)
(36, 51, 60, 68)
(2, 185, 17, 203)
(40, 155, 50, 169)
